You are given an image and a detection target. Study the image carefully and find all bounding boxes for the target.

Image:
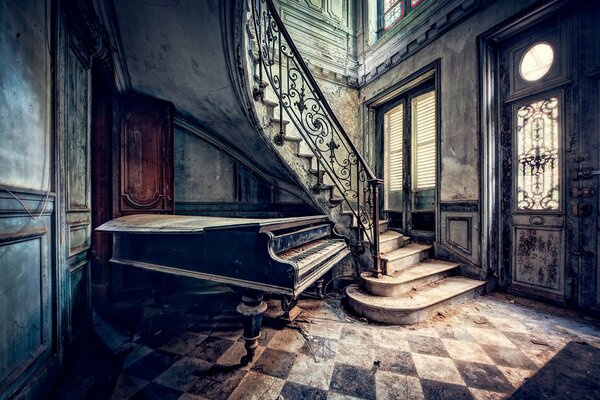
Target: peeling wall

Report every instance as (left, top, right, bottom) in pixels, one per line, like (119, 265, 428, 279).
(0, 1, 57, 398)
(0, 0, 51, 191)
(359, 0, 538, 201)
(274, 0, 361, 150)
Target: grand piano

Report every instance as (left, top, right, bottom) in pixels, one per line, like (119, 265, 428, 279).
(97, 214, 350, 364)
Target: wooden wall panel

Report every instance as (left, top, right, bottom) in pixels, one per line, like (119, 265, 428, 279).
(111, 96, 174, 299)
(116, 97, 174, 215)
(0, 194, 54, 398)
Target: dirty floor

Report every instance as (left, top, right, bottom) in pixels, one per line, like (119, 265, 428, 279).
(50, 289, 600, 400)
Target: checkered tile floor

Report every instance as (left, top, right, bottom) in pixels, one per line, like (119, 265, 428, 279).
(93, 291, 600, 400)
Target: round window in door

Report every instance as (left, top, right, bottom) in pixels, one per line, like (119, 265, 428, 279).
(519, 42, 555, 82)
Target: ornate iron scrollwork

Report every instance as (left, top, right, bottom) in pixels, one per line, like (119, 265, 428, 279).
(250, 0, 382, 264)
(516, 97, 560, 210)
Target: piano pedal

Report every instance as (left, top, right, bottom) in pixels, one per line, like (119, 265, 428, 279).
(283, 305, 303, 321)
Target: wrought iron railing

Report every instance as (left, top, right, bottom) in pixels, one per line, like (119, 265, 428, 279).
(249, 0, 383, 275)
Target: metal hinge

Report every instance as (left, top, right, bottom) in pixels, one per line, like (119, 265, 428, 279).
(577, 168, 600, 178)
(572, 187, 595, 198)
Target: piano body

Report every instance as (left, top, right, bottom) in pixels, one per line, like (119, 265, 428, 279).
(97, 213, 350, 364)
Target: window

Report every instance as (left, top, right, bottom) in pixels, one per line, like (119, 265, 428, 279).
(381, 86, 437, 217)
(520, 42, 554, 82)
(384, 103, 404, 210)
(381, 0, 426, 30)
(411, 91, 436, 210)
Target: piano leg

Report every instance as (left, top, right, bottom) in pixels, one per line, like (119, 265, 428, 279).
(236, 292, 267, 366)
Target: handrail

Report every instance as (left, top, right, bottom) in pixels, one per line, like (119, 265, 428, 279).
(249, 0, 383, 275)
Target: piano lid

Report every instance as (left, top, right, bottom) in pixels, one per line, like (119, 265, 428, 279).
(96, 214, 330, 234)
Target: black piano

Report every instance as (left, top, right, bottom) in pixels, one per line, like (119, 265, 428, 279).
(97, 214, 350, 364)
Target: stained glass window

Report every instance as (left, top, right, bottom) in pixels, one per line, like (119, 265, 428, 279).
(383, 0, 404, 30)
(516, 97, 560, 210)
(382, 0, 427, 31)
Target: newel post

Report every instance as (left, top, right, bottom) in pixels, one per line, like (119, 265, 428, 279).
(368, 178, 384, 278)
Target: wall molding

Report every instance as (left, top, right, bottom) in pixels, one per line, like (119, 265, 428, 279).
(359, 0, 490, 86)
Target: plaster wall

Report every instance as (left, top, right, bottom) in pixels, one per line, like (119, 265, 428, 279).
(174, 125, 310, 217)
(0, 0, 51, 191)
(274, 0, 361, 148)
(359, 0, 539, 201)
(0, 1, 58, 398)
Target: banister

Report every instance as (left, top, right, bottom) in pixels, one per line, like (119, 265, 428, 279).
(250, 0, 383, 276)
(262, 0, 376, 181)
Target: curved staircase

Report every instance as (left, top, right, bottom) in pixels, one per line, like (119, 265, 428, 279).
(347, 224, 486, 325)
(243, 0, 486, 325)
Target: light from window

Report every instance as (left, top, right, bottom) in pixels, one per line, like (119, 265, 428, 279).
(383, 0, 404, 30)
(516, 97, 560, 210)
(384, 103, 404, 210)
(520, 43, 554, 82)
(411, 0, 424, 7)
(412, 91, 436, 191)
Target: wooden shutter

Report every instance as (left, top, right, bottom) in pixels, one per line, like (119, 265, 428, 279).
(412, 91, 436, 190)
(384, 103, 404, 210)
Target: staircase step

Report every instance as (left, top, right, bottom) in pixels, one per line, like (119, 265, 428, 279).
(270, 117, 289, 125)
(328, 197, 344, 207)
(346, 276, 486, 325)
(361, 260, 459, 297)
(262, 98, 279, 108)
(379, 230, 408, 253)
(311, 183, 334, 194)
(297, 152, 313, 160)
(379, 219, 389, 234)
(382, 243, 431, 274)
(283, 135, 302, 143)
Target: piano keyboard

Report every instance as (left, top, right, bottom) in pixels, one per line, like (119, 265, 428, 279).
(278, 238, 347, 279)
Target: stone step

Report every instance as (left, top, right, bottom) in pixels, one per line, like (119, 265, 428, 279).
(379, 230, 409, 253)
(381, 243, 431, 275)
(361, 259, 459, 297)
(346, 276, 486, 325)
(379, 219, 389, 234)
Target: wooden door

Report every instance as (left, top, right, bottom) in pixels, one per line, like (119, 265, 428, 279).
(57, 13, 93, 343)
(110, 95, 174, 300)
(499, 6, 599, 307)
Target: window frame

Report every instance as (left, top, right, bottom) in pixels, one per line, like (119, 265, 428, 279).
(376, 80, 438, 236)
(378, 0, 429, 34)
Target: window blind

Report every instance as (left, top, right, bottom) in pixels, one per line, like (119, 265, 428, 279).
(411, 91, 436, 190)
(384, 103, 404, 210)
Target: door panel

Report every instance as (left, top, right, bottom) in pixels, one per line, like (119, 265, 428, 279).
(111, 96, 174, 300)
(499, 6, 598, 307)
(58, 15, 93, 342)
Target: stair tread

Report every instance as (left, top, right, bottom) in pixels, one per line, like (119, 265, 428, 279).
(379, 230, 405, 243)
(381, 243, 431, 262)
(283, 135, 302, 142)
(270, 117, 290, 125)
(262, 99, 279, 107)
(362, 259, 459, 285)
(347, 276, 485, 310)
(297, 152, 313, 158)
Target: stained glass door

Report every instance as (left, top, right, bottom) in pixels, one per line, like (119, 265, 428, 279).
(498, 17, 570, 304)
(507, 93, 566, 302)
